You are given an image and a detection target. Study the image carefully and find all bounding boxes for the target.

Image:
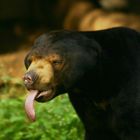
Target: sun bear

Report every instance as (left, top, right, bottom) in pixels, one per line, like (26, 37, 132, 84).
(23, 27, 140, 140)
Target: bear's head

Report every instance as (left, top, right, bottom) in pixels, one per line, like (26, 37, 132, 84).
(23, 31, 99, 101)
(24, 31, 100, 103)
(23, 30, 101, 121)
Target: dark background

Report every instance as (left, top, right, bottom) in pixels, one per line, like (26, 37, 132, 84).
(0, 0, 140, 53)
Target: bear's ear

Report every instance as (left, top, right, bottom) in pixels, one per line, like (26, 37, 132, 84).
(83, 38, 102, 69)
(70, 37, 101, 74)
(87, 37, 101, 55)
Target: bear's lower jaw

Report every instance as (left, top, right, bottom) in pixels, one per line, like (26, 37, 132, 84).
(35, 89, 55, 102)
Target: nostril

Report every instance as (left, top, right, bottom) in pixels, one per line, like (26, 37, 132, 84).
(23, 71, 38, 87)
(23, 74, 33, 85)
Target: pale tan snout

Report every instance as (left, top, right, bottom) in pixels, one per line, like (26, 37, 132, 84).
(24, 59, 54, 91)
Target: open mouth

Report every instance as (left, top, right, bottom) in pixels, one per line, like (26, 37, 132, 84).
(35, 89, 55, 102)
(24, 89, 55, 122)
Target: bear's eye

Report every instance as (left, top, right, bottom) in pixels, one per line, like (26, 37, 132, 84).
(52, 60, 63, 65)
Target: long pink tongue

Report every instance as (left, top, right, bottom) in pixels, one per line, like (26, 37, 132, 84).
(25, 90, 38, 122)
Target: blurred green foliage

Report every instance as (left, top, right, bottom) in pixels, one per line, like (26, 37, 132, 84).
(0, 76, 84, 140)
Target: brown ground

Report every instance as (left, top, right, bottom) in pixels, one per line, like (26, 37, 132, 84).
(0, 49, 27, 78)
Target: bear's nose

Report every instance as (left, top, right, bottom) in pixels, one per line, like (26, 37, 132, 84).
(23, 71, 38, 89)
(23, 74, 33, 85)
